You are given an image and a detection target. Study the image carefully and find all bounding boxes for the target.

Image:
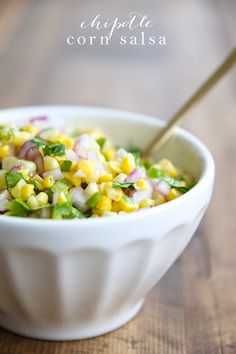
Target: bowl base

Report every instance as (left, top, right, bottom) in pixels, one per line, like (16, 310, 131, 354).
(0, 299, 144, 341)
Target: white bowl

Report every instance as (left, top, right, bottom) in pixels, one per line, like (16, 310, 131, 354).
(0, 106, 215, 340)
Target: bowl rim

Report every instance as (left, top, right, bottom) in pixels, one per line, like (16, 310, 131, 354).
(0, 105, 215, 227)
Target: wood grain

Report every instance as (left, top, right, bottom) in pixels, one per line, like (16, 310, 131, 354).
(0, 0, 235, 353)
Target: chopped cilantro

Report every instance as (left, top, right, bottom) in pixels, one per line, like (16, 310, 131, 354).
(5, 199, 28, 217)
(61, 160, 72, 172)
(43, 143, 65, 157)
(113, 182, 135, 190)
(96, 137, 106, 149)
(30, 137, 46, 148)
(164, 177, 190, 193)
(5, 172, 24, 188)
(127, 144, 141, 155)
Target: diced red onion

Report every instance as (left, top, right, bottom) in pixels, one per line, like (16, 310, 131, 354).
(87, 150, 99, 160)
(30, 116, 48, 125)
(43, 168, 64, 180)
(71, 187, 90, 212)
(17, 141, 36, 159)
(65, 149, 79, 162)
(154, 180, 171, 196)
(125, 169, 142, 183)
(26, 148, 44, 175)
(75, 146, 88, 159)
(74, 134, 92, 159)
(10, 164, 22, 173)
(132, 186, 153, 204)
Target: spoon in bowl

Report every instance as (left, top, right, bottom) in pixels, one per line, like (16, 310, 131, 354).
(143, 47, 236, 158)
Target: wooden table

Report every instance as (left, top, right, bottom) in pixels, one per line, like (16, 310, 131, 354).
(0, 1, 235, 353)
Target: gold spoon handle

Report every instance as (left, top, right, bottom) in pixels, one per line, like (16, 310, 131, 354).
(143, 48, 236, 158)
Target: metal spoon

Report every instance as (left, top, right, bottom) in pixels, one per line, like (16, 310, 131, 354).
(143, 48, 236, 158)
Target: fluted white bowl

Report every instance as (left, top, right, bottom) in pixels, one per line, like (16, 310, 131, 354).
(0, 106, 214, 340)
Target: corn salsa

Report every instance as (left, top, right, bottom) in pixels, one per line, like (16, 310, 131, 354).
(0, 117, 194, 219)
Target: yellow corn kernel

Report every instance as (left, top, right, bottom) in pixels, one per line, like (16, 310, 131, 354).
(103, 147, 116, 161)
(106, 186, 123, 201)
(85, 183, 98, 198)
(21, 184, 34, 201)
(98, 182, 106, 194)
(27, 195, 39, 209)
(135, 179, 149, 191)
(32, 175, 45, 191)
(96, 195, 112, 212)
(0, 175, 6, 189)
(43, 175, 55, 188)
(154, 193, 166, 206)
(118, 197, 138, 213)
(111, 201, 120, 212)
(21, 168, 30, 179)
(120, 154, 135, 175)
(64, 172, 81, 187)
(109, 161, 121, 174)
(22, 124, 39, 135)
(0, 145, 9, 158)
(98, 173, 113, 183)
(56, 192, 67, 205)
(44, 156, 59, 170)
(59, 136, 74, 149)
(12, 131, 32, 146)
(158, 159, 177, 178)
(11, 179, 26, 199)
(139, 198, 155, 208)
(166, 188, 182, 201)
(77, 160, 95, 177)
(70, 161, 78, 172)
(46, 133, 62, 143)
(97, 152, 106, 163)
(36, 192, 49, 206)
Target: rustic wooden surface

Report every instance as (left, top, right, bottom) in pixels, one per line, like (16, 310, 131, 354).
(0, 0, 235, 353)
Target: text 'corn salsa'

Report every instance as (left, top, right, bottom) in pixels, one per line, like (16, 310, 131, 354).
(0, 117, 194, 219)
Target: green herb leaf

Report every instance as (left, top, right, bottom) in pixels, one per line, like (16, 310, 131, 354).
(5, 172, 24, 188)
(163, 177, 189, 193)
(61, 160, 72, 172)
(43, 143, 65, 157)
(127, 144, 141, 155)
(96, 137, 106, 149)
(5, 199, 29, 217)
(149, 167, 164, 179)
(30, 137, 46, 148)
(85, 192, 101, 208)
(113, 182, 135, 190)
